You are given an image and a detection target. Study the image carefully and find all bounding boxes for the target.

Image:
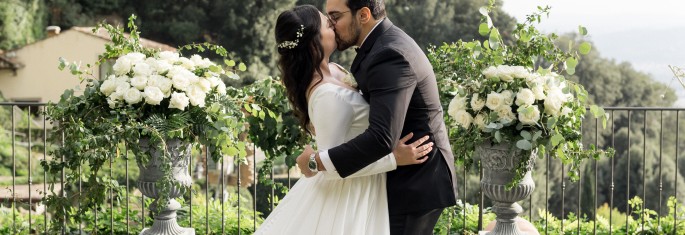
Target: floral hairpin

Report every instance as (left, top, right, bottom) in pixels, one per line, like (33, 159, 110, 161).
(277, 25, 305, 49)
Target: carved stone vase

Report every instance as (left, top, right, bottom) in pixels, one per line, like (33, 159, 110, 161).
(477, 141, 536, 235)
(137, 138, 195, 235)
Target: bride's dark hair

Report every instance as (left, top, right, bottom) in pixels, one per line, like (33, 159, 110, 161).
(275, 5, 324, 134)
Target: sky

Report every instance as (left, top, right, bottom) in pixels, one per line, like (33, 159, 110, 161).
(501, 0, 685, 107)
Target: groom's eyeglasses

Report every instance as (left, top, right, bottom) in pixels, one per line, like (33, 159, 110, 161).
(327, 10, 351, 24)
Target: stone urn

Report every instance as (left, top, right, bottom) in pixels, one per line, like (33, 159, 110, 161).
(137, 138, 195, 235)
(477, 141, 536, 235)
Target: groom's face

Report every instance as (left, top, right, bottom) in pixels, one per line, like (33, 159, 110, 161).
(326, 0, 361, 51)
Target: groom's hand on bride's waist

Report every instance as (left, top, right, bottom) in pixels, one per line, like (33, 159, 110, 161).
(394, 132, 433, 166)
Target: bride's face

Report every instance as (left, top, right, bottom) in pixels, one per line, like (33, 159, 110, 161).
(318, 12, 337, 56)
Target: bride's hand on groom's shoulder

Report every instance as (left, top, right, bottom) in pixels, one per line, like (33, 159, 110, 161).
(394, 133, 433, 166)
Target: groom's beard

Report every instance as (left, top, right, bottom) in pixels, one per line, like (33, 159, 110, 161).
(336, 20, 361, 51)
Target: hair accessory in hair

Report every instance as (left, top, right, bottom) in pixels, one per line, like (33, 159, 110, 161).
(277, 25, 305, 49)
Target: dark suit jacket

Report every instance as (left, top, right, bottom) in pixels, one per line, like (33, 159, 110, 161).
(328, 19, 457, 215)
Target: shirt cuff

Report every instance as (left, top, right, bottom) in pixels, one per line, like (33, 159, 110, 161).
(319, 150, 337, 172)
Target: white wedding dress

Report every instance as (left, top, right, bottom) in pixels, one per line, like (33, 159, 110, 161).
(254, 82, 397, 235)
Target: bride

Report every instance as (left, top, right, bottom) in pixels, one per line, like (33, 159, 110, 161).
(255, 5, 434, 235)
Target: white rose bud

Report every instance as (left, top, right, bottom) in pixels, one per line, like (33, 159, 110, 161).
(515, 88, 536, 106)
(518, 105, 541, 125)
(531, 84, 546, 100)
(470, 94, 485, 111)
(169, 92, 190, 110)
(123, 87, 143, 104)
(107, 98, 118, 109)
(482, 66, 498, 79)
(474, 113, 487, 130)
(561, 106, 573, 116)
(143, 86, 164, 105)
(486, 92, 505, 111)
(207, 77, 222, 88)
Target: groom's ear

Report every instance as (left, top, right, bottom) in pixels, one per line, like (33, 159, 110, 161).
(358, 7, 372, 24)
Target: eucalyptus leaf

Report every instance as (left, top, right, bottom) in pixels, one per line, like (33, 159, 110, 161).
(479, 23, 491, 36)
(516, 139, 532, 150)
(579, 42, 592, 55)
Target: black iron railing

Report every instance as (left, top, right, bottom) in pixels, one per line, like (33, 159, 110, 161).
(1, 102, 683, 234)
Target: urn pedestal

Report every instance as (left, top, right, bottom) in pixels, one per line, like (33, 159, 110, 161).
(477, 141, 536, 235)
(138, 139, 195, 235)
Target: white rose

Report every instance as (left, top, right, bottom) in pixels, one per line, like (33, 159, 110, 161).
(448, 95, 467, 118)
(171, 71, 193, 91)
(132, 62, 153, 77)
(125, 52, 146, 63)
(511, 66, 530, 80)
(561, 107, 573, 116)
(501, 90, 514, 106)
(518, 105, 541, 125)
(177, 57, 195, 70)
(496, 105, 516, 124)
(191, 55, 212, 69)
(544, 89, 564, 117)
(130, 76, 148, 90)
(112, 57, 132, 75)
(143, 86, 164, 105)
(531, 84, 546, 100)
(515, 88, 536, 106)
(486, 92, 505, 111)
(123, 87, 143, 104)
(114, 81, 131, 98)
(453, 110, 473, 129)
(207, 77, 223, 88)
(197, 79, 212, 93)
(482, 66, 498, 79)
(497, 66, 514, 82)
(474, 113, 487, 130)
(100, 78, 118, 96)
(169, 92, 190, 110)
(148, 75, 173, 95)
(186, 85, 207, 107)
(148, 59, 172, 74)
(216, 82, 227, 95)
(107, 98, 118, 109)
(470, 94, 485, 111)
(158, 51, 179, 62)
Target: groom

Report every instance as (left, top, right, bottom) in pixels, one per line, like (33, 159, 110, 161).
(296, 0, 457, 234)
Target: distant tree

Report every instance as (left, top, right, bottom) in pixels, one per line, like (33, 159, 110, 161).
(0, 0, 47, 50)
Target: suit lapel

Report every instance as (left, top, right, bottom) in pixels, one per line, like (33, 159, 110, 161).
(350, 19, 393, 74)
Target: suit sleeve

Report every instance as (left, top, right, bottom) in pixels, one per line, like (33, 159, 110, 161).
(310, 88, 398, 179)
(328, 48, 417, 178)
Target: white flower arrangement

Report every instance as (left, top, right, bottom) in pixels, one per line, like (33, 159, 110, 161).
(448, 65, 581, 151)
(102, 52, 230, 110)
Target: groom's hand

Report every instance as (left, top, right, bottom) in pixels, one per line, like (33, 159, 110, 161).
(393, 133, 433, 166)
(296, 145, 317, 177)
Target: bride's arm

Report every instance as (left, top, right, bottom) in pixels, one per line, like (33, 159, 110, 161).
(310, 89, 398, 179)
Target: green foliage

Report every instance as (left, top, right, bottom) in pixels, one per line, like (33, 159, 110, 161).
(0, 0, 47, 50)
(0, 204, 47, 235)
(429, 1, 613, 186)
(433, 196, 685, 234)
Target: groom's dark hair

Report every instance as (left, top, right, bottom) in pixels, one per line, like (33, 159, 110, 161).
(347, 0, 386, 20)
